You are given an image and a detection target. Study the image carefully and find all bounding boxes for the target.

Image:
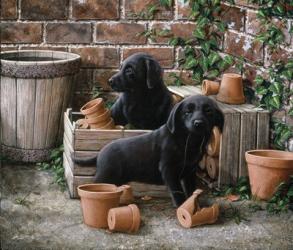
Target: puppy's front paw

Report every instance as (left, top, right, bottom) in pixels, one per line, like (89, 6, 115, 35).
(171, 191, 186, 207)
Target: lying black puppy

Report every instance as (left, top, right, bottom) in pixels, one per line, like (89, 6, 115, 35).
(109, 53, 173, 130)
(73, 95, 224, 207)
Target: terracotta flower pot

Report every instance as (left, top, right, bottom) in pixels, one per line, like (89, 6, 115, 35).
(118, 185, 135, 205)
(85, 109, 111, 125)
(80, 98, 105, 118)
(177, 189, 219, 228)
(108, 204, 141, 233)
(216, 73, 245, 104)
(207, 126, 221, 157)
(202, 80, 220, 96)
(99, 118, 115, 129)
(245, 150, 293, 200)
(77, 183, 123, 228)
(206, 156, 219, 180)
(76, 119, 89, 129)
(198, 154, 207, 170)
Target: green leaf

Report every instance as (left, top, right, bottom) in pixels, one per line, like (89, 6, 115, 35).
(207, 69, 219, 78)
(201, 42, 210, 54)
(184, 56, 198, 69)
(223, 55, 234, 66)
(269, 82, 283, 95)
(255, 86, 268, 95)
(208, 51, 221, 66)
(269, 96, 281, 109)
(199, 55, 209, 72)
(193, 28, 206, 39)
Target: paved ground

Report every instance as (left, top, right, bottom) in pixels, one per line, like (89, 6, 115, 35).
(1, 164, 293, 250)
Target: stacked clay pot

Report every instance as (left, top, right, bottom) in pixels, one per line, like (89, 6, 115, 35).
(177, 189, 219, 228)
(199, 127, 221, 180)
(78, 183, 140, 233)
(80, 98, 115, 129)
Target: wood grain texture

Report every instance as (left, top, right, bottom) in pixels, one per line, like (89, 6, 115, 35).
(257, 110, 270, 149)
(16, 78, 36, 149)
(0, 76, 17, 146)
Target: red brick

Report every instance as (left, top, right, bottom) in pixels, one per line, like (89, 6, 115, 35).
(70, 47, 119, 68)
(177, 0, 191, 19)
(234, 0, 258, 8)
(265, 47, 293, 67)
(96, 23, 146, 44)
(0, 46, 18, 51)
(0, 0, 17, 19)
(150, 22, 196, 44)
(46, 23, 92, 44)
(94, 69, 118, 91)
(74, 69, 94, 93)
(0, 23, 42, 44)
(72, 0, 119, 20)
(123, 47, 174, 68)
(224, 31, 263, 63)
(21, 0, 68, 20)
(125, 0, 172, 20)
(221, 4, 245, 31)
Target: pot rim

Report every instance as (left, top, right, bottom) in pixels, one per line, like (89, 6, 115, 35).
(78, 183, 123, 199)
(85, 109, 110, 124)
(80, 98, 104, 115)
(245, 150, 293, 168)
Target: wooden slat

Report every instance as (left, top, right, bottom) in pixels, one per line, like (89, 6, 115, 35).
(75, 129, 123, 140)
(33, 78, 52, 148)
(129, 182, 169, 198)
(0, 76, 17, 146)
(64, 110, 74, 146)
(257, 110, 270, 149)
(123, 129, 151, 138)
(46, 77, 66, 148)
(16, 78, 36, 149)
(74, 139, 112, 151)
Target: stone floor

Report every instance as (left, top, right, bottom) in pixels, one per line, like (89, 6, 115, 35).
(1, 164, 293, 250)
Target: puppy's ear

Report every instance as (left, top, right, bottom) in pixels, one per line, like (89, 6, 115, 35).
(167, 102, 182, 134)
(214, 105, 224, 132)
(145, 58, 163, 89)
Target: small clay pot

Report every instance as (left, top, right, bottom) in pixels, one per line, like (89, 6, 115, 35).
(177, 189, 219, 228)
(245, 150, 293, 200)
(216, 73, 245, 104)
(76, 119, 89, 129)
(202, 80, 220, 96)
(206, 156, 219, 180)
(118, 185, 135, 205)
(85, 109, 111, 124)
(207, 126, 221, 157)
(99, 118, 115, 129)
(80, 98, 105, 118)
(77, 183, 123, 228)
(198, 155, 207, 170)
(108, 204, 141, 233)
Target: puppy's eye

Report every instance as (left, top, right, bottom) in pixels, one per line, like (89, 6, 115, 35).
(204, 107, 212, 114)
(125, 67, 134, 75)
(184, 110, 192, 115)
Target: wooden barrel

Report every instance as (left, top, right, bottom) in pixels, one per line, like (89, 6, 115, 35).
(0, 50, 81, 162)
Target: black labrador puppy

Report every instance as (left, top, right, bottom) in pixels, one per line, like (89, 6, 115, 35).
(73, 95, 224, 207)
(109, 53, 173, 130)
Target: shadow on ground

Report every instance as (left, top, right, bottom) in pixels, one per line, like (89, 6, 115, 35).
(1, 164, 292, 249)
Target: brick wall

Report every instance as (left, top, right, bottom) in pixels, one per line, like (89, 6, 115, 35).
(1, 0, 292, 148)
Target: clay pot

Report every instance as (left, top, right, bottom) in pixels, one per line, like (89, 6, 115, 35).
(177, 189, 219, 228)
(99, 118, 115, 129)
(206, 156, 219, 180)
(80, 98, 105, 118)
(202, 80, 220, 96)
(207, 126, 221, 157)
(216, 73, 245, 104)
(85, 109, 111, 125)
(198, 155, 207, 170)
(118, 185, 135, 205)
(245, 150, 293, 200)
(76, 119, 89, 129)
(108, 204, 141, 233)
(77, 183, 123, 228)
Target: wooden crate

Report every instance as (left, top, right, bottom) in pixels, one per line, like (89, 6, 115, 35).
(168, 85, 270, 187)
(63, 109, 168, 198)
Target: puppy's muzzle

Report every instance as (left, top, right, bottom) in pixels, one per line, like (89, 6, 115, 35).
(193, 119, 204, 129)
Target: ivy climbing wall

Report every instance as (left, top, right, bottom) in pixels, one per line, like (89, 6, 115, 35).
(0, 0, 292, 150)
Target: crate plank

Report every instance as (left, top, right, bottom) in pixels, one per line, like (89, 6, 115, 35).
(257, 110, 270, 149)
(75, 129, 123, 140)
(123, 130, 151, 138)
(129, 182, 169, 198)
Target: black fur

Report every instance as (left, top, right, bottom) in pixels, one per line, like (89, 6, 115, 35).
(73, 95, 224, 207)
(109, 53, 173, 130)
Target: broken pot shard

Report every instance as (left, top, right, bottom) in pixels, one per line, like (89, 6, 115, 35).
(177, 189, 219, 228)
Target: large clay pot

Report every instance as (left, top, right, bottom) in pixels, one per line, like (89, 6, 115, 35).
(202, 80, 220, 96)
(216, 73, 245, 104)
(108, 204, 141, 233)
(77, 184, 123, 228)
(80, 98, 105, 118)
(177, 189, 219, 228)
(245, 150, 293, 200)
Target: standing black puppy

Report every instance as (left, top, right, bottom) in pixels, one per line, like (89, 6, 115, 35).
(73, 95, 224, 207)
(109, 53, 173, 130)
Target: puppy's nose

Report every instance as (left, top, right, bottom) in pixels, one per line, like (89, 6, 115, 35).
(193, 120, 204, 128)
